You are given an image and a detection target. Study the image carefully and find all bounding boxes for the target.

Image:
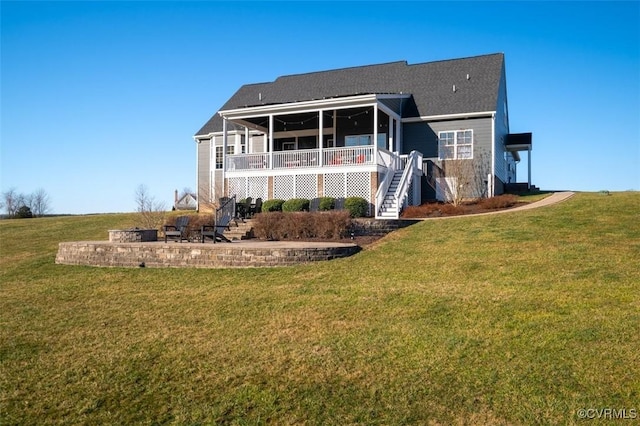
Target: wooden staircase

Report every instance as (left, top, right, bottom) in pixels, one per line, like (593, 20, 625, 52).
(377, 170, 403, 219)
(222, 219, 254, 241)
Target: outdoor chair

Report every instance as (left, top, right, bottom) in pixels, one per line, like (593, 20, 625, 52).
(250, 198, 262, 216)
(309, 198, 321, 212)
(201, 216, 231, 243)
(335, 197, 346, 210)
(164, 215, 190, 243)
(236, 197, 252, 220)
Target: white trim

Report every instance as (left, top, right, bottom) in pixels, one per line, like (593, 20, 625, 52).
(220, 94, 379, 118)
(491, 112, 495, 197)
(402, 110, 496, 123)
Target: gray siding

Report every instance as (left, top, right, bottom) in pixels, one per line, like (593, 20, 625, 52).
(404, 117, 493, 161)
(197, 139, 211, 209)
(403, 117, 493, 202)
(493, 62, 510, 189)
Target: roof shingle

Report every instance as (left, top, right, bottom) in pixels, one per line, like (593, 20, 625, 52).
(195, 53, 504, 136)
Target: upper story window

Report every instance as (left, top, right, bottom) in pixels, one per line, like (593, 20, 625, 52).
(215, 145, 235, 169)
(438, 129, 473, 160)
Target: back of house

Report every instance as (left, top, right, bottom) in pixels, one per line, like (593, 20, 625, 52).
(193, 53, 532, 218)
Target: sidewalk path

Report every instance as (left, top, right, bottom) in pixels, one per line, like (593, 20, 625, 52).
(418, 191, 576, 221)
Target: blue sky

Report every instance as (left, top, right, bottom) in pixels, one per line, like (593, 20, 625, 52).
(1, 1, 639, 214)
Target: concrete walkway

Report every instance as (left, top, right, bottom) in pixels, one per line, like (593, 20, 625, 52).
(417, 191, 576, 221)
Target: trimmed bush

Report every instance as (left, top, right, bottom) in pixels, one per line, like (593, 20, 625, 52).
(253, 211, 351, 240)
(344, 196, 369, 217)
(282, 198, 310, 212)
(262, 199, 285, 212)
(318, 197, 335, 211)
(477, 194, 518, 210)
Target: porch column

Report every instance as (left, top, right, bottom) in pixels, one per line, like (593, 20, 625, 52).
(268, 114, 274, 169)
(528, 146, 532, 190)
(373, 105, 378, 163)
(388, 115, 394, 152)
(222, 118, 228, 196)
(395, 117, 402, 153)
(318, 109, 323, 167)
(245, 127, 250, 154)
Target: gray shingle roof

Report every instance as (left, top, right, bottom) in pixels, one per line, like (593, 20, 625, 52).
(195, 53, 504, 136)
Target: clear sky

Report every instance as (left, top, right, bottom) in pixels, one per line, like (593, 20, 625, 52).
(2, 1, 639, 214)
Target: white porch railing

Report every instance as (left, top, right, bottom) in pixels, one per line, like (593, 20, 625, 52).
(322, 146, 375, 167)
(227, 153, 269, 170)
(273, 149, 320, 169)
(226, 146, 376, 171)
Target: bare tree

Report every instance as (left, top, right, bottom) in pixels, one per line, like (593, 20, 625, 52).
(442, 158, 476, 206)
(134, 184, 167, 229)
(441, 147, 491, 206)
(196, 180, 219, 213)
(1, 188, 20, 217)
(29, 188, 52, 217)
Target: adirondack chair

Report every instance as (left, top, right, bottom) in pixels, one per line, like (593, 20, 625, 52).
(164, 215, 190, 243)
(249, 198, 263, 216)
(309, 198, 321, 212)
(201, 215, 231, 243)
(236, 197, 252, 220)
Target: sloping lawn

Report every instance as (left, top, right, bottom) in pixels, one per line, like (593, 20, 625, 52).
(1, 193, 638, 425)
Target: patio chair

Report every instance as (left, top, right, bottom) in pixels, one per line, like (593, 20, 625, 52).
(250, 198, 263, 216)
(335, 198, 346, 210)
(309, 197, 321, 212)
(164, 215, 190, 243)
(236, 197, 252, 220)
(201, 216, 231, 243)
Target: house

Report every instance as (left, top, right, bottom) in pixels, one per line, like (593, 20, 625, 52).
(173, 190, 197, 211)
(193, 53, 532, 218)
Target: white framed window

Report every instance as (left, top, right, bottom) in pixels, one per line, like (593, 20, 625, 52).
(215, 146, 223, 169)
(438, 129, 473, 160)
(216, 145, 235, 169)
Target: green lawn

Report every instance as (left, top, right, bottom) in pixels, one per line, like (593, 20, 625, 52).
(1, 193, 639, 425)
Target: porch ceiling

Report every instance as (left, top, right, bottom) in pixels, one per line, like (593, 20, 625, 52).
(505, 133, 532, 151)
(218, 93, 405, 125)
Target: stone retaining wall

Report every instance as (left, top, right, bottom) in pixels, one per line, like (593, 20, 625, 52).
(351, 218, 419, 236)
(108, 229, 158, 243)
(55, 241, 360, 268)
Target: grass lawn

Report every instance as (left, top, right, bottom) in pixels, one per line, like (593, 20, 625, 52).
(1, 193, 639, 425)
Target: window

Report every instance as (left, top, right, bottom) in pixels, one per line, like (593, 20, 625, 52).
(438, 129, 473, 160)
(215, 146, 223, 169)
(345, 135, 371, 147)
(215, 145, 235, 169)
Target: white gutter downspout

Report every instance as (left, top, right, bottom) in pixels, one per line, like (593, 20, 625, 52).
(491, 112, 496, 197)
(222, 118, 228, 197)
(318, 109, 323, 169)
(268, 114, 274, 170)
(193, 136, 200, 211)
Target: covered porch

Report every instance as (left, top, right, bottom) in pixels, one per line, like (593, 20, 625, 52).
(505, 132, 534, 190)
(218, 94, 409, 173)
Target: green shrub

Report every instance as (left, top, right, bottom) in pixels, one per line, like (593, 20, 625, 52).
(262, 199, 285, 212)
(344, 197, 369, 217)
(16, 206, 33, 219)
(318, 197, 335, 211)
(282, 198, 310, 212)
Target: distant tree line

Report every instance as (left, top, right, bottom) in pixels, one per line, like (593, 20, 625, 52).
(0, 188, 52, 218)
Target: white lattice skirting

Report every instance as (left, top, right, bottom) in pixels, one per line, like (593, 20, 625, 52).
(227, 172, 372, 204)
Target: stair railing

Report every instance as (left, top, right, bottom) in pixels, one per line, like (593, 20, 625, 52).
(216, 195, 236, 226)
(375, 149, 401, 217)
(392, 150, 423, 218)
